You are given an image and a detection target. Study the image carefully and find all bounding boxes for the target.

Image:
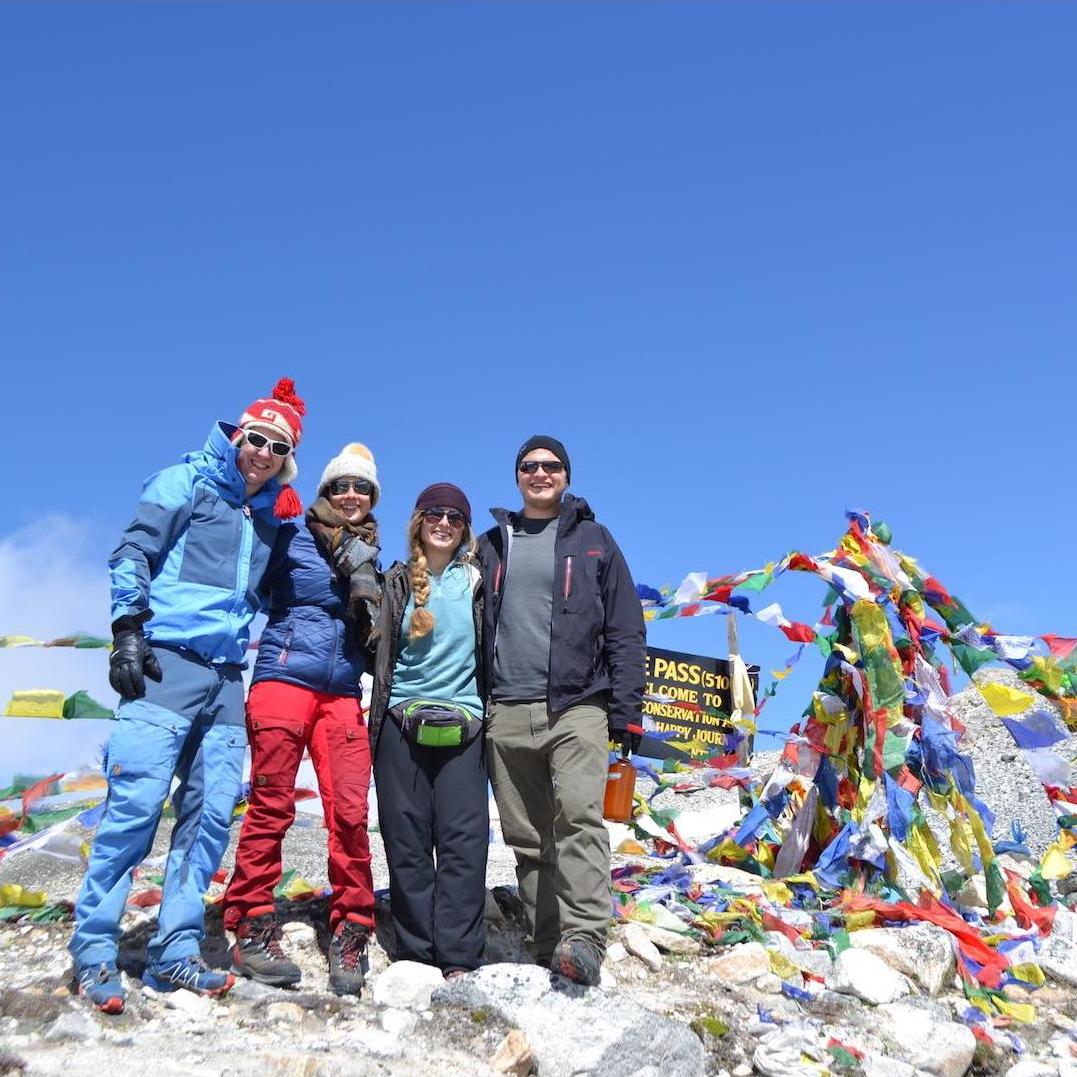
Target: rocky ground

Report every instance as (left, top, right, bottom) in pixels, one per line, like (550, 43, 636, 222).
(2, 676, 1076, 1077)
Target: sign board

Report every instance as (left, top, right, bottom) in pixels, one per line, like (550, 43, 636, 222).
(642, 646, 760, 754)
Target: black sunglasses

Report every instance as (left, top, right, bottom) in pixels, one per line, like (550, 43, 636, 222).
(518, 460, 564, 475)
(243, 430, 292, 457)
(329, 479, 374, 496)
(421, 508, 466, 527)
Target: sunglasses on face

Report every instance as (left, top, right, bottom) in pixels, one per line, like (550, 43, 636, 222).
(243, 430, 292, 457)
(421, 508, 466, 527)
(518, 460, 564, 475)
(329, 479, 374, 496)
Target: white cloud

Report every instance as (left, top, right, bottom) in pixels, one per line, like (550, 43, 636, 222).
(0, 515, 113, 709)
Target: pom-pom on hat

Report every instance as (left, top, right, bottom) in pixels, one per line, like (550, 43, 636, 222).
(319, 443, 380, 506)
(237, 377, 306, 519)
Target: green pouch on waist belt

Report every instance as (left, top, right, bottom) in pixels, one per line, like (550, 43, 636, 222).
(392, 699, 478, 748)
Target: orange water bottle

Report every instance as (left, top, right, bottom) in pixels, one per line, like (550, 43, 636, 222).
(603, 731, 639, 822)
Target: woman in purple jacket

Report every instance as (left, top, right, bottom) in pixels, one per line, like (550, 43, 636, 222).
(223, 443, 382, 997)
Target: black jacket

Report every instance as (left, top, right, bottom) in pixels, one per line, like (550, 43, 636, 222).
(367, 559, 485, 752)
(477, 494, 645, 732)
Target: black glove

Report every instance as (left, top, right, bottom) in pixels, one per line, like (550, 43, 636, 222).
(109, 617, 163, 701)
(610, 719, 643, 756)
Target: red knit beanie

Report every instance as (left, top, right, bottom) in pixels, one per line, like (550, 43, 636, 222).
(237, 377, 306, 518)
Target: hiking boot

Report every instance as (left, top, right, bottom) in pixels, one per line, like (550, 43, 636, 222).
(328, 915, 370, 996)
(142, 955, 235, 996)
(551, 935, 603, 986)
(77, 961, 125, 1014)
(231, 906, 302, 987)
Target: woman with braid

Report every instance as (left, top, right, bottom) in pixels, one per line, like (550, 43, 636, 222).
(368, 483, 488, 978)
(223, 443, 382, 996)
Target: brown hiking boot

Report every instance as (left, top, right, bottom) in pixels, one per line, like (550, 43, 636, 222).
(328, 915, 370, 996)
(230, 905, 302, 988)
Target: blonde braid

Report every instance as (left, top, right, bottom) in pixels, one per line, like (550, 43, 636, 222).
(407, 517, 436, 641)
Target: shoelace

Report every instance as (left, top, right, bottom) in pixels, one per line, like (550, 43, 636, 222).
(253, 920, 288, 961)
(336, 927, 367, 970)
(162, 956, 213, 988)
(82, 963, 116, 987)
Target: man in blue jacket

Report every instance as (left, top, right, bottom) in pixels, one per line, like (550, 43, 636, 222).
(70, 379, 306, 1014)
(478, 435, 646, 987)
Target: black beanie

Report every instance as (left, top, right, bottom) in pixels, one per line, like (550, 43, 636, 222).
(515, 435, 571, 482)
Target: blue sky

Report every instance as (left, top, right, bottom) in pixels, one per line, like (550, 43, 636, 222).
(1, 2, 1074, 738)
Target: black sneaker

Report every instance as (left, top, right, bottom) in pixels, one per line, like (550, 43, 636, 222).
(230, 905, 302, 988)
(551, 936, 603, 986)
(328, 915, 370, 996)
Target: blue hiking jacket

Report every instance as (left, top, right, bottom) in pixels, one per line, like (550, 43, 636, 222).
(252, 523, 368, 698)
(109, 422, 283, 666)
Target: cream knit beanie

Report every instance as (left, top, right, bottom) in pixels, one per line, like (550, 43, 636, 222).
(318, 443, 380, 506)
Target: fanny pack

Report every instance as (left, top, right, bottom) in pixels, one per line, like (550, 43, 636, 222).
(391, 699, 480, 748)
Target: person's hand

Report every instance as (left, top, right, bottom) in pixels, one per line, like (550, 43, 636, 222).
(109, 620, 162, 701)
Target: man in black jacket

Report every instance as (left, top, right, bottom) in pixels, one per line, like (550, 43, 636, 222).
(478, 435, 645, 986)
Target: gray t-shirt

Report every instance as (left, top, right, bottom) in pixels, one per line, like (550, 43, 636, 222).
(491, 516, 557, 700)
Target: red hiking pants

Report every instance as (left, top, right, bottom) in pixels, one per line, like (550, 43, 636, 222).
(224, 680, 374, 930)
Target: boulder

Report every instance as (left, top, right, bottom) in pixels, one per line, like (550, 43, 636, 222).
(639, 923, 701, 956)
(710, 942, 770, 985)
(877, 1001, 976, 1077)
(828, 948, 909, 1005)
(849, 925, 955, 996)
(622, 923, 663, 971)
(371, 960, 446, 1009)
(432, 962, 704, 1077)
(1038, 934, 1077, 988)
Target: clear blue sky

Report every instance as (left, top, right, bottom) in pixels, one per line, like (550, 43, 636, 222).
(2, 2, 1074, 736)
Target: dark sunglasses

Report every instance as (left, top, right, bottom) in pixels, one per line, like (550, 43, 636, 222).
(243, 430, 292, 457)
(518, 460, 564, 475)
(329, 479, 374, 496)
(421, 508, 466, 527)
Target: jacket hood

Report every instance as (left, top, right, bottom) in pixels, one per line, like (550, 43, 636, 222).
(489, 494, 594, 532)
(183, 421, 281, 517)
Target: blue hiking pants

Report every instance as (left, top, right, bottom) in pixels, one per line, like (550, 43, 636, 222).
(70, 646, 246, 968)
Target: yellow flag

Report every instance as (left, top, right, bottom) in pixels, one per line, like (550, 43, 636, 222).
(993, 998, 1037, 1023)
(4, 689, 66, 718)
(979, 682, 1034, 716)
(845, 910, 876, 931)
(0, 883, 47, 908)
(1039, 842, 1073, 880)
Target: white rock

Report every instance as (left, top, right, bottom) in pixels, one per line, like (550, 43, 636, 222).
(370, 960, 446, 1009)
(711, 942, 771, 985)
(163, 989, 214, 1017)
(281, 921, 317, 946)
(755, 973, 782, 994)
(623, 923, 663, 972)
(789, 949, 834, 980)
(44, 1011, 101, 1043)
(674, 802, 743, 847)
(763, 931, 799, 959)
(828, 948, 909, 1005)
(1038, 934, 1077, 987)
(266, 1001, 305, 1024)
(863, 1056, 919, 1077)
(352, 1026, 403, 1058)
(878, 1001, 976, 1077)
(1004, 1060, 1058, 1077)
(640, 923, 701, 956)
(605, 942, 628, 964)
(380, 1007, 418, 1037)
(849, 925, 956, 996)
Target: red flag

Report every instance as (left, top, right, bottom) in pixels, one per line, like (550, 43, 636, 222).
(1043, 635, 1077, 660)
(780, 622, 816, 643)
